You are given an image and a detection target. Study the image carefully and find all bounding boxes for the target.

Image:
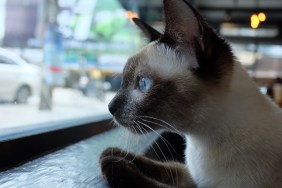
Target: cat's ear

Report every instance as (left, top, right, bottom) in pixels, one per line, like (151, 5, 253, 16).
(162, 0, 233, 80)
(162, 0, 204, 47)
(132, 18, 162, 42)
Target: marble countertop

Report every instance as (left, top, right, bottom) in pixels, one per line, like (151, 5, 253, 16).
(0, 128, 157, 188)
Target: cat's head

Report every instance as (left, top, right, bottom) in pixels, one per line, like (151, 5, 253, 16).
(108, 0, 234, 134)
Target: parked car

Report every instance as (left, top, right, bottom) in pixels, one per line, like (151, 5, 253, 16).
(0, 48, 40, 103)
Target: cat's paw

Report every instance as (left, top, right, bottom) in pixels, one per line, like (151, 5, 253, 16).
(99, 147, 135, 162)
(100, 156, 140, 188)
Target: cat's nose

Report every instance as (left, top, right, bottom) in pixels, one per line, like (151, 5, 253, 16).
(108, 93, 125, 115)
(108, 98, 118, 115)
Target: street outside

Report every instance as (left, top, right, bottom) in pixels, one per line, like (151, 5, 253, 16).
(0, 88, 115, 133)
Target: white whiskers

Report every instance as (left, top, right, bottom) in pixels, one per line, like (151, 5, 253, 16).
(137, 115, 182, 135)
(136, 120, 178, 186)
(112, 116, 181, 186)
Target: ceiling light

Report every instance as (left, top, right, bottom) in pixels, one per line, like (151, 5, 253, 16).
(220, 23, 279, 38)
(258, 12, 266, 22)
(250, 14, 260, 29)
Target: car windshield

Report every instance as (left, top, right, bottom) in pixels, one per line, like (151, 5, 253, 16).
(0, 0, 281, 140)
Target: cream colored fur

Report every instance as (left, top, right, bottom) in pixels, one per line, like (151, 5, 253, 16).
(184, 62, 282, 187)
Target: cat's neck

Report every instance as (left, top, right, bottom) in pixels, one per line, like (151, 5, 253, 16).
(185, 62, 282, 147)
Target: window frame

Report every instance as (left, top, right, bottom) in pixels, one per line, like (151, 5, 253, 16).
(0, 114, 113, 171)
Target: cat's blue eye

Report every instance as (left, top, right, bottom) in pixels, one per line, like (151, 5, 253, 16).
(138, 76, 152, 93)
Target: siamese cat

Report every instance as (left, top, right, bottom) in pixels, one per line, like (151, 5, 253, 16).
(100, 0, 282, 187)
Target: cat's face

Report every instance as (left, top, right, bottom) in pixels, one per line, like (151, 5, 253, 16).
(109, 42, 202, 133)
(108, 0, 234, 134)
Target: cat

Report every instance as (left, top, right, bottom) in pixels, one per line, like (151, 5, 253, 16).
(99, 0, 282, 187)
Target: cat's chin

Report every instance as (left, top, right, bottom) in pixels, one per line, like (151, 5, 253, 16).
(112, 117, 134, 128)
(112, 117, 152, 135)
(112, 117, 123, 126)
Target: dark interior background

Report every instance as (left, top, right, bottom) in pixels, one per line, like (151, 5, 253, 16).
(119, 0, 282, 44)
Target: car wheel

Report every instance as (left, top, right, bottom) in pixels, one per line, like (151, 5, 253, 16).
(15, 86, 31, 104)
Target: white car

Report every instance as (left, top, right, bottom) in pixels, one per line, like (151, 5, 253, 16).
(0, 48, 40, 103)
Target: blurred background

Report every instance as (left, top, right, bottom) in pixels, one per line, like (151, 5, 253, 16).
(0, 0, 281, 132)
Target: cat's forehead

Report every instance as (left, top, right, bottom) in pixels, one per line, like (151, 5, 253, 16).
(126, 42, 196, 79)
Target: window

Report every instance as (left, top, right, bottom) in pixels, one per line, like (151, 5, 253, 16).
(1, 0, 281, 170)
(0, 0, 142, 141)
(0, 0, 281, 184)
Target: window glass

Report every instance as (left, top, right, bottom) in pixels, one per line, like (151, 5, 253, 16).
(0, 0, 142, 138)
(0, 0, 281, 139)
